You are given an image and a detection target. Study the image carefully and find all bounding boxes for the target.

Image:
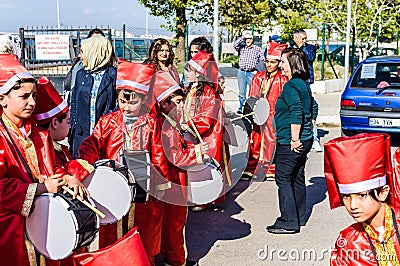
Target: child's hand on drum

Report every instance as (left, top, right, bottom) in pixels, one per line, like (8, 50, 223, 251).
(35, 174, 65, 195)
(199, 142, 209, 155)
(64, 175, 89, 199)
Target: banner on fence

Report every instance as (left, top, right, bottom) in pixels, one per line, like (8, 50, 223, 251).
(35, 35, 70, 60)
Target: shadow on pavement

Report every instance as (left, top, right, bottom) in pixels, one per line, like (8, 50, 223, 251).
(305, 176, 327, 225)
(185, 151, 251, 262)
(219, 66, 238, 78)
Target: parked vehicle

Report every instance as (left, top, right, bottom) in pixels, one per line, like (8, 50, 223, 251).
(340, 56, 400, 136)
(368, 47, 397, 57)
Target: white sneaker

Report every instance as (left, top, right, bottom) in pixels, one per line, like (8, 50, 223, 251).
(312, 141, 323, 152)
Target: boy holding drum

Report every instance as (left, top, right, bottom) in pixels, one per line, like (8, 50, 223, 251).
(78, 59, 170, 264)
(0, 54, 85, 265)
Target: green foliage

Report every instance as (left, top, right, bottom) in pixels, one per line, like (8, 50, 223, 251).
(222, 54, 239, 68)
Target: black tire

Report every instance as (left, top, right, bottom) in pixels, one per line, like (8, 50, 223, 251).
(341, 128, 356, 136)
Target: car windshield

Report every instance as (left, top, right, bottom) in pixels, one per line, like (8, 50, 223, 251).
(350, 62, 400, 89)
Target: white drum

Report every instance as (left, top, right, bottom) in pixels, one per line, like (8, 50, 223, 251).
(186, 157, 223, 204)
(243, 96, 270, 125)
(83, 160, 132, 225)
(25, 193, 99, 260)
(223, 116, 252, 147)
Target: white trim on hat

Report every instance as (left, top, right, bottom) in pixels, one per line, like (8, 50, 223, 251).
(32, 101, 68, 121)
(156, 84, 181, 102)
(0, 72, 34, 94)
(188, 59, 207, 76)
(266, 55, 281, 60)
(116, 79, 149, 94)
(337, 175, 387, 194)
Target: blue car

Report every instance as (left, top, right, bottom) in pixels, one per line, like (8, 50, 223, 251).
(340, 56, 400, 136)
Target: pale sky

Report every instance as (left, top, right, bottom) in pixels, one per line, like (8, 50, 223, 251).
(0, 0, 168, 33)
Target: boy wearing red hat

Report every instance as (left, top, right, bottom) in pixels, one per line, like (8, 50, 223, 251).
(0, 54, 87, 265)
(324, 133, 400, 265)
(78, 59, 169, 264)
(154, 70, 209, 265)
(243, 41, 288, 181)
(184, 51, 230, 208)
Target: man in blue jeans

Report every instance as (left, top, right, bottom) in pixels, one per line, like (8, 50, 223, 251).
(233, 31, 264, 113)
(292, 29, 322, 152)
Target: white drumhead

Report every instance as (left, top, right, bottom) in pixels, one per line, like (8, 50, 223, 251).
(83, 166, 132, 225)
(26, 193, 79, 260)
(253, 98, 270, 125)
(187, 162, 223, 204)
(223, 123, 248, 147)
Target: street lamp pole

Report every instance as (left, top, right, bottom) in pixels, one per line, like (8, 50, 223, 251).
(56, 0, 61, 30)
(213, 0, 219, 63)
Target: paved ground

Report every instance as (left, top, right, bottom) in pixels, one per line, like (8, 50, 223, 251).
(183, 76, 352, 265)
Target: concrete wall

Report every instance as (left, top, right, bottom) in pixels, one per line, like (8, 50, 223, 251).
(311, 78, 345, 94)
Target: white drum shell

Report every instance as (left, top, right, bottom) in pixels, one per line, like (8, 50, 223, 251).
(252, 98, 270, 125)
(25, 193, 99, 260)
(83, 165, 132, 225)
(187, 161, 223, 204)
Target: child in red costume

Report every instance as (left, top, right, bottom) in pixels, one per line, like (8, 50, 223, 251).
(154, 71, 209, 265)
(324, 133, 400, 265)
(183, 51, 230, 208)
(243, 42, 288, 181)
(78, 59, 169, 265)
(32, 76, 93, 266)
(0, 54, 85, 266)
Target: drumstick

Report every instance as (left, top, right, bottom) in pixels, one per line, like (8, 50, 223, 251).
(184, 111, 204, 143)
(62, 186, 106, 219)
(224, 86, 240, 96)
(230, 112, 255, 122)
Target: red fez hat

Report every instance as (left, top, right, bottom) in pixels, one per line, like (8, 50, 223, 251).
(0, 54, 34, 94)
(72, 226, 150, 266)
(324, 133, 392, 209)
(267, 42, 288, 60)
(32, 76, 69, 125)
(150, 71, 181, 103)
(187, 51, 219, 84)
(117, 58, 154, 95)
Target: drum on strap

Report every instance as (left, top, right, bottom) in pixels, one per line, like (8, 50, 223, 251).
(243, 96, 270, 125)
(186, 157, 223, 205)
(223, 114, 252, 147)
(25, 193, 99, 260)
(83, 160, 132, 225)
(123, 150, 151, 203)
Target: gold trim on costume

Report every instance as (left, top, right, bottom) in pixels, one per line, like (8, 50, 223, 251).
(75, 159, 95, 173)
(155, 181, 172, 191)
(21, 183, 37, 217)
(363, 204, 399, 266)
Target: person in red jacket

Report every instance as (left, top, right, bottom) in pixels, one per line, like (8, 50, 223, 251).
(78, 59, 170, 265)
(242, 41, 288, 181)
(0, 54, 86, 266)
(183, 51, 230, 211)
(154, 71, 209, 265)
(324, 133, 400, 265)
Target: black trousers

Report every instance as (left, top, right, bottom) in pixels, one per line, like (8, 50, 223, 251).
(273, 139, 312, 230)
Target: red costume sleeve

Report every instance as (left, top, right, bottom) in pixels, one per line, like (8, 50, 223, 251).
(248, 71, 264, 98)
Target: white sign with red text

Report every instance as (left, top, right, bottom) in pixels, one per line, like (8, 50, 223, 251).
(35, 35, 70, 60)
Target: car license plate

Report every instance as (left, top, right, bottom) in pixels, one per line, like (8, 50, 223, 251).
(369, 118, 400, 127)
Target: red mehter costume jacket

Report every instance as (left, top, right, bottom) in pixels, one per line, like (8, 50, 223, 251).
(160, 113, 201, 205)
(245, 70, 287, 174)
(0, 120, 64, 266)
(331, 206, 400, 265)
(184, 83, 227, 182)
(78, 110, 170, 191)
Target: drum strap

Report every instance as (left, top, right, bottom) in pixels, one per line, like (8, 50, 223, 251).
(0, 118, 36, 183)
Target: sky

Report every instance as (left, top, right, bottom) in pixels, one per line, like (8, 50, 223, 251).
(0, 0, 168, 33)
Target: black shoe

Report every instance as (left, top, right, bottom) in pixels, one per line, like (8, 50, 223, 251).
(237, 110, 243, 115)
(186, 260, 199, 266)
(266, 225, 299, 234)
